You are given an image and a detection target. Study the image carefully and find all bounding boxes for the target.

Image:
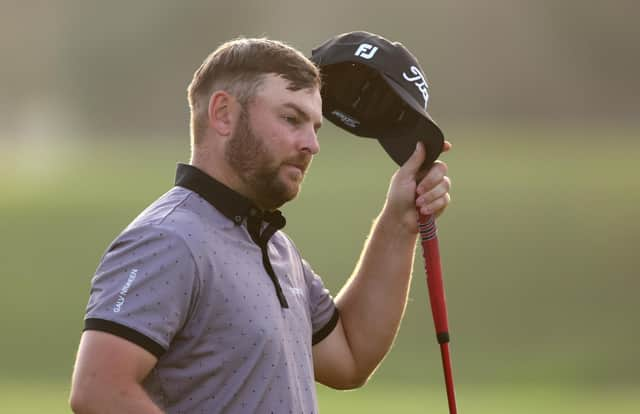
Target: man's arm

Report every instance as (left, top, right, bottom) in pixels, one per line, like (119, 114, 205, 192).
(313, 141, 451, 389)
(69, 331, 163, 414)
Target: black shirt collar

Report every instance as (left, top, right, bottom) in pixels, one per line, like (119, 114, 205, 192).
(174, 163, 286, 230)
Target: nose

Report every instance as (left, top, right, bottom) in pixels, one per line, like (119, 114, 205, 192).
(300, 126, 320, 155)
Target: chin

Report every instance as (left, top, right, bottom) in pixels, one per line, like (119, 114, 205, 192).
(280, 171, 303, 193)
(260, 183, 299, 210)
(276, 186, 300, 206)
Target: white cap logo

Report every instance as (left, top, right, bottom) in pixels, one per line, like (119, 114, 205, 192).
(354, 43, 379, 60)
(331, 110, 360, 128)
(402, 66, 429, 110)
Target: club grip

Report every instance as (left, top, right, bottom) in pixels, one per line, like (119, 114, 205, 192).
(418, 213, 450, 344)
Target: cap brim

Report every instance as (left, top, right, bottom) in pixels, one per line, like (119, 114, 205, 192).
(378, 73, 445, 169)
(381, 73, 429, 118)
(377, 113, 444, 170)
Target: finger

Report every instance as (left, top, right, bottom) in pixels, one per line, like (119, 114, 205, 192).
(399, 141, 427, 176)
(442, 141, 452, 153)
(416, 161, 448, 195)
(420, 193, 451, 216)
(416, 177, 451, 205)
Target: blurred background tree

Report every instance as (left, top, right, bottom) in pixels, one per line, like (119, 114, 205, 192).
(1, 0, 638, 141)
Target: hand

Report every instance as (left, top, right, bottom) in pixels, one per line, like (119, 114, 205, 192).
(416, 141, 452, 218)
(382, 141, 452, 233)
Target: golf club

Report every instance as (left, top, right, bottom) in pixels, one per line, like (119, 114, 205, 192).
(418, 213, 457, 414)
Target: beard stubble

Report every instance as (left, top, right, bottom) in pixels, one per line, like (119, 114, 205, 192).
(224, 109, 305, 210)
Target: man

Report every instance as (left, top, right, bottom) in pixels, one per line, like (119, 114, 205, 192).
(69, 37, 452, 413)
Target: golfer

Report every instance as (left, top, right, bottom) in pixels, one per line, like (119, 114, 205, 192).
(69, 37, 452, 413)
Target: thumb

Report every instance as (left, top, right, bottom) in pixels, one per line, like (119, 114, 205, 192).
(399, 141, 426, 176)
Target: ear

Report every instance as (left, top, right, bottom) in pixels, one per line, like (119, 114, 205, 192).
(207, 91, 240, 137)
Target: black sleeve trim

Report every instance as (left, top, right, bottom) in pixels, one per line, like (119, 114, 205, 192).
(84, 318, 166, 359)
(312, 307, 340, 345)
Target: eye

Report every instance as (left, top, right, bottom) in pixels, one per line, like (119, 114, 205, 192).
(283, 115, 300, 125)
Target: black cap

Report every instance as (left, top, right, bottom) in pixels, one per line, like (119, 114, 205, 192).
(311, 31, 444, 169)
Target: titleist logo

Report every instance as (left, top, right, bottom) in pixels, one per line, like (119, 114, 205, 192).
(402, 66, 429, 110)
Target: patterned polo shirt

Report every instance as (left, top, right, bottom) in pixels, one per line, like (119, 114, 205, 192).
(83, 163, 339, 413)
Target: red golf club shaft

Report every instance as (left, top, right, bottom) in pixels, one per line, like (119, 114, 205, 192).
(418, 212, 457, 414)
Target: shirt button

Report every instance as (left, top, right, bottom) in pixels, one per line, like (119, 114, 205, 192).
(234, 215, 243, 223)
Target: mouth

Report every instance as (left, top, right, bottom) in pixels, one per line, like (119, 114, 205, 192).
(283, 157, 310, 175)
(283, 164, 306, 178)
(287, 163, 307, 172)
(281, 152, 312, 181)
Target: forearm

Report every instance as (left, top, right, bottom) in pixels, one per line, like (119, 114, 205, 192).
(70, 382, 163, 414)
(335, 206, 418, 379)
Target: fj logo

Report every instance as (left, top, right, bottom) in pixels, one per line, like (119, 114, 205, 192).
(354, 43, 379, 60)
(402, 66, 429, 110)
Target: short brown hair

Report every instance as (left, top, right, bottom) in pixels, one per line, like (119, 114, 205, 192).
(187, 37, 321, 144)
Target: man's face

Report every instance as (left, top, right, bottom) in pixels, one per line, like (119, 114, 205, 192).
(225, 75, 322, 210)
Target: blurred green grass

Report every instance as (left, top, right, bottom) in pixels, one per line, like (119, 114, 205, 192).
(1, 380, 638, 413)
(1, 124, 639, 411)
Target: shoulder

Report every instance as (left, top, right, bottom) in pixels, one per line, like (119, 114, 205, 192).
(127, 186, 200, 230)
(99, 188, 205, 266)
(271, 230, 303, 260)
(272, 229, 298, 251)
(123, 186, 228, 244)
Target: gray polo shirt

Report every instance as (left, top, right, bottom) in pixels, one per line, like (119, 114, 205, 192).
(84, 163, 339, 413)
